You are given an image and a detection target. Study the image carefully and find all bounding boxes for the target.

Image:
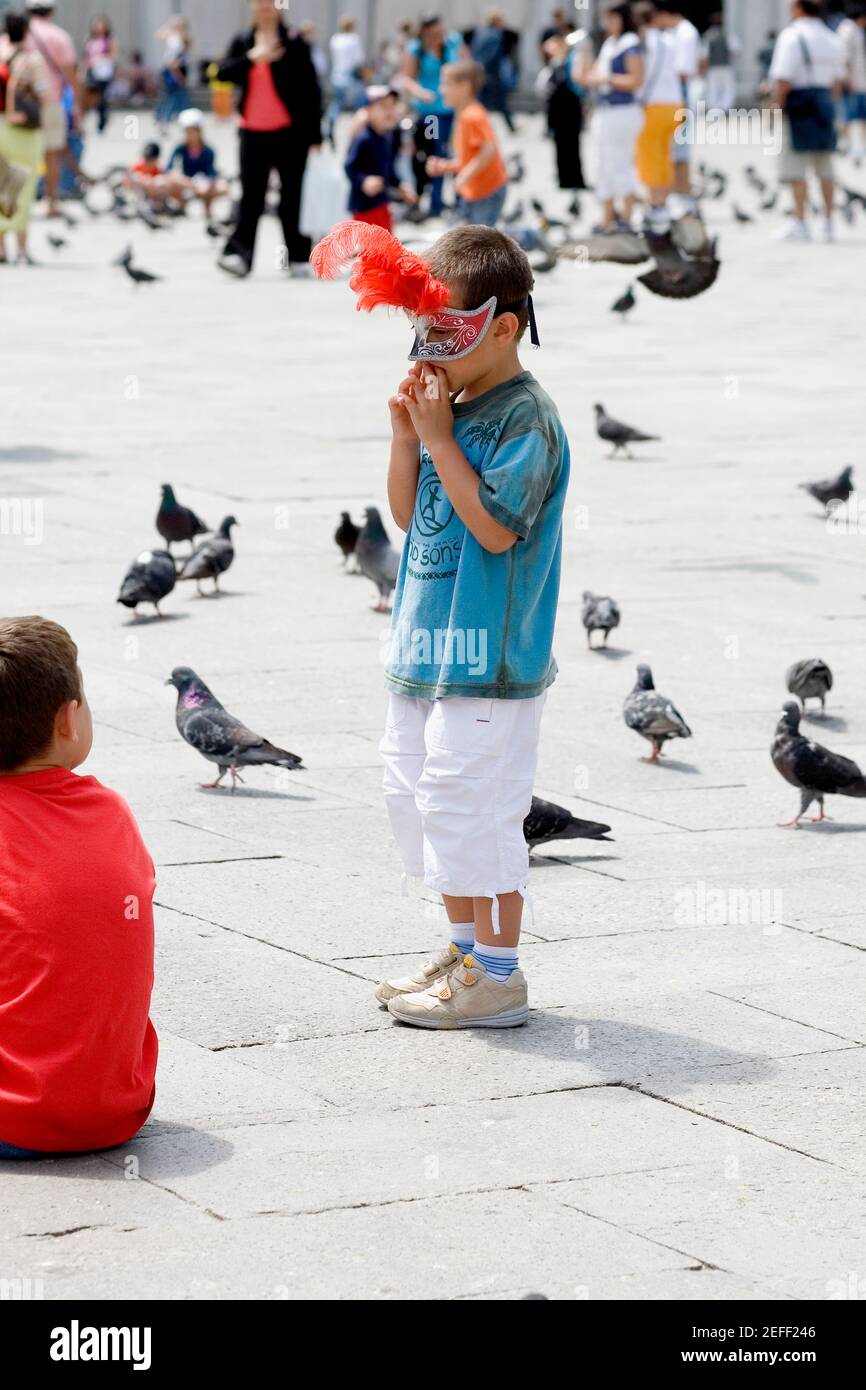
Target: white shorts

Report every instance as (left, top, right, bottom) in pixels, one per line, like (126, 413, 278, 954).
(379, 692, 546, 928)
(593, 103, 644, 201)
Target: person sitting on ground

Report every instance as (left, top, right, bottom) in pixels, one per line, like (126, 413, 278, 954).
(427, 59, 509, 227)
(125, 138, 164, 202)
(166, 107, 228, 218)
(0, 617, 157, 1160)
(345, 85, 416, 232)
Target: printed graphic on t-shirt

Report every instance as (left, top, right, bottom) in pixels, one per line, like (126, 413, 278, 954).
(407, 449, 462, 581)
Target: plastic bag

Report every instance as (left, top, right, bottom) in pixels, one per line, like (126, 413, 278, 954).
(299, 149, 350, 241)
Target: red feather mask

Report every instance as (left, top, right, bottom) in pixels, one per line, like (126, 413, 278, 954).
(311, 220, 450, 317)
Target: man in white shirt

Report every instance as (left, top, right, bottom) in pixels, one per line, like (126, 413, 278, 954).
(770, 0, 845, 242)
(837, 2, 866, 161)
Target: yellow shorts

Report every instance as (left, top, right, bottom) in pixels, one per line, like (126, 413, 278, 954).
(636, 104, 682, 191)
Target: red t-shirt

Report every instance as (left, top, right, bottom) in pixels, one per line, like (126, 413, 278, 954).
(0, 769, 158, 1152)
(240, 61, 292, 132)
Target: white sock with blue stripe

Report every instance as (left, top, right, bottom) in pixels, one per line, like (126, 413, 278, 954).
(472, 940, 519, 982)
(449, 922, 474, 952)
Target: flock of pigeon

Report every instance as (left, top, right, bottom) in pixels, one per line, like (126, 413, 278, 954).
(117, 485, 238, 617)
(581, 466, 865, 828)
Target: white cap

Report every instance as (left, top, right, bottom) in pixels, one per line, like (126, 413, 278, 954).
(178, 108, 205, 129)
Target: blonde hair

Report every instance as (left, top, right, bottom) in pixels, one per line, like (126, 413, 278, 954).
(441, 59, 485, 95)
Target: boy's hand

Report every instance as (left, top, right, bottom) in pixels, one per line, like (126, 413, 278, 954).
(426, 156, 451, 177)
(400, 367, 454, 450)
(399, 181, 418, 203)
(361, 174, 385, 196)
(388, 366, 422, 443)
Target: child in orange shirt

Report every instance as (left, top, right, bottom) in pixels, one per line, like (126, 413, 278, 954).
(427, 60, 509, 228)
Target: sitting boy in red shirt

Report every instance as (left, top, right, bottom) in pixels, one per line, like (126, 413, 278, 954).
(0, 617, 158, 1158)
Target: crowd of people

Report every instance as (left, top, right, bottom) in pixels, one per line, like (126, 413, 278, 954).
(2, 1, 866, 268)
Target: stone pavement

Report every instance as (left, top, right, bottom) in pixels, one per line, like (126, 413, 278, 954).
(1, 111, 865, 1301)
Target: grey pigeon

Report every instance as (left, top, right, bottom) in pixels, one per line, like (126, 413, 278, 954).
(732, 203, 753, 223)
(799, 465, 854, 511)
(356, 507, 400, 612)
(167, 666, 304, 789)
(772, 700, 866, 827)
(786, 658, 833, 713)
(178, 516, 238, 595)
(115, 244, 160, 282)
(524, 796, 613, 849)
(117, 548, 176, 617)
(611, 284, 636, 319)
(156, 484, 208, 553)
(582, 590, 621, 648)
(624, 664, 692, 762)
(594, 403, 659, 458)
(334, 511, 360, 568)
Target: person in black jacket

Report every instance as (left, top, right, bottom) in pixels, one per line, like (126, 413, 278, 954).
(217, 0, 322, 278)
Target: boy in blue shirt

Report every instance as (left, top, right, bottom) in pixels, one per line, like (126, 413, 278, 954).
(344, 86, 417, 233)
(376, 225, 570, 1028)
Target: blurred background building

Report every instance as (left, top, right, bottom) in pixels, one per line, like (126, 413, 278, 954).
(0, 1, 801, 98)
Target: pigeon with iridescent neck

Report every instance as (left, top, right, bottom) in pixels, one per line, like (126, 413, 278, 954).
(167, 666, 304, 789)
(772, 701, 866, 827)
(156, 484, 208, 555)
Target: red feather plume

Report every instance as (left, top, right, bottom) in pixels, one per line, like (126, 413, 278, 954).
(311, 220, 450, 317)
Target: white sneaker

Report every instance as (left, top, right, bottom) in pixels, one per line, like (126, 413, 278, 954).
(822, 218, 835, 243)
(774, 217, 811, 242)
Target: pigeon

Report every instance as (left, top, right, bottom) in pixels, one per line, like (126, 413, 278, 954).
(167, 666, 304, 789)
(117, 548, 176, 617)
(507, 152, 525, 184)
(356, 507, 400, 612)
(706, 172, 727, 200)
(559, 218, 721, 299)
(611, 284, 636, 319)
(47, 233, 67, 250)
(156, 484, 208, 554)
(334, 511, 361, 568)
(530, 196, 566, 230)
(799, 465, 854, 512)
(624, 664, 692, 762)
(786, 658, 833, 713)
(732, 204, 753, 223)
(594, 403, 659, 458)
(115, 245, 160, 283)
(177, 516, 238, 595)
(744, 166, 768, 196)
(582, 591, 621, 648)
(760, 191, 778, 213)
(524, 796, 613, 849)
(772, 700, 866, 827)
(502, 200, 525, 225)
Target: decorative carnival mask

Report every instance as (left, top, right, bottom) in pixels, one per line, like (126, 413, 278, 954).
(311, 222, 538, 364)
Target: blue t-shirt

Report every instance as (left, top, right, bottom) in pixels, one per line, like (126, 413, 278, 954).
(409, 33, 463, 114)
(168, 143, 217, 178)
(385, 371, 570, 701)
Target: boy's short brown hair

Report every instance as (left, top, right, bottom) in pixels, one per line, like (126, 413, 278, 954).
(0, 617, 82, 772)
(426, 225, 535, 339)
(441, 59, 485, 95)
